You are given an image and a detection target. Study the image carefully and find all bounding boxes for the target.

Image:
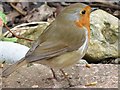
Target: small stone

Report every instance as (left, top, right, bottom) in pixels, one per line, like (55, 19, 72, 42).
(114, 58, 120, 64)
(0, 63, 3, 68)
(64, 72, 68, 76)
(78, 59, 88, 64)
(32, 85, 39, 88)
(113, 10, 119, 16)
(85, 64, 91, 68)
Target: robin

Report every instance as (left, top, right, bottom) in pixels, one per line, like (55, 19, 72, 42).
(2, 3, 91, 86)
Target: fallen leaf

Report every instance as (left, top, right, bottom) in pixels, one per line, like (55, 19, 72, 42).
(85, 81, 97, 86)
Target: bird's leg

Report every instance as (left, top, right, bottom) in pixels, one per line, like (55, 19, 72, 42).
(60, 69, 73, 87)
(50, 68, 58, 81)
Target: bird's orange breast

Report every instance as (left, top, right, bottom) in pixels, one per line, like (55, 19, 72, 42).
(75, 6, 91, 40)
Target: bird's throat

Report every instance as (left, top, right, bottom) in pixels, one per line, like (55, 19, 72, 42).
(75, 12, 90, 39)
(75, 16, 90, 40)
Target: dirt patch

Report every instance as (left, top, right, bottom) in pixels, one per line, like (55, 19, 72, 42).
(1, 64, 118, 88)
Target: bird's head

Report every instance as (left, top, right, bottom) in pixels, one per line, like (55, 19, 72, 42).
(74, 4, 91, 39)
(75, 5, 91, 28)
(57, 3, 91, 38)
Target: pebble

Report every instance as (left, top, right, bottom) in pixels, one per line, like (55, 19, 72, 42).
(32, 85, 39, 88)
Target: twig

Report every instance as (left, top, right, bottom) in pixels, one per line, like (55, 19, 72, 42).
(4, 23, 33, 42)
(90, 3, 120, 10)
(10, 2, 27, 16)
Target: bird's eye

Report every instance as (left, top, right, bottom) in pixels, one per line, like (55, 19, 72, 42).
(81, 10, 86, 14)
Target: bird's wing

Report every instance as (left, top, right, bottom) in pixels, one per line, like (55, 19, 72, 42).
(25, 40, 69, 62)
(25, 19, 86, 63)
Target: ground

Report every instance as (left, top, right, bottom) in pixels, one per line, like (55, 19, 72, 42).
(1, 63, 118, 88)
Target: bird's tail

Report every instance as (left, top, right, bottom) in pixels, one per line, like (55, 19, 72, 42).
(2, 57, 27, 78)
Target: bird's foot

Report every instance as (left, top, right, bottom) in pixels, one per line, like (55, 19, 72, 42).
(49, 68, 74, 87)
(47, 68, 59, 81)
(60, 69, 74, 87)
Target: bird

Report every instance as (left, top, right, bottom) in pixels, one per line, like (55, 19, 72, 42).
(2, 3, 91, 86)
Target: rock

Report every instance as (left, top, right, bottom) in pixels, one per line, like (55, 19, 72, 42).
(32, 85, 39, 88)
(85, 9, 119, 62)
(0, 41, 29, 63)
(113, 10, 120, 17)
(114, 58, 120, 64)
(77, 59, 88, 64)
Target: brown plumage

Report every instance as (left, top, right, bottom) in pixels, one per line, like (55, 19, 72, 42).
(2, 3, 91, 78)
